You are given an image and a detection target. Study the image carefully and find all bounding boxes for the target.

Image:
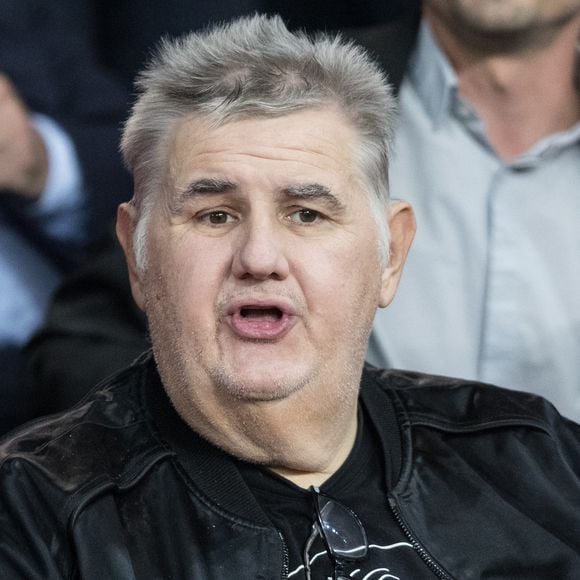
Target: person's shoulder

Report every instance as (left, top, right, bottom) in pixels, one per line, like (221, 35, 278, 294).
(365, 365, 573, 435)
(0, 354, 162, 493)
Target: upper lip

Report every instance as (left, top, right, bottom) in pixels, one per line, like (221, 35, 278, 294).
(225, 298, 298, 317)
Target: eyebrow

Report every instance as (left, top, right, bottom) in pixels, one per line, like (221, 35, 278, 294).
(179, 178, 236, 197)
(172, 178, 237, 212)
(171, 179, 345, 212)
(279, 183, 346, 211)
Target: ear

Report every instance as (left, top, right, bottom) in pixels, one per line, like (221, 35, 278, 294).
(116, 202, 147, 311)
(378, 201, 416, 308)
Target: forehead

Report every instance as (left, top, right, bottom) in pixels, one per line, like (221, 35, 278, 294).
(167, 108, 362, 195)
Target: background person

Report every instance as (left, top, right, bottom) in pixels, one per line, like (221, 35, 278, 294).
(356, 0, 580, 421)
(0, 0, 130, 431)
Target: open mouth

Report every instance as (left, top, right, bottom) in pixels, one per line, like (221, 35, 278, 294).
(239, 306, 283, 321)
(228, 302, 296, 340)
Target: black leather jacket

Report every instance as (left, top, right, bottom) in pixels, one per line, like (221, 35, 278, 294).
(1, 353, 579, 579)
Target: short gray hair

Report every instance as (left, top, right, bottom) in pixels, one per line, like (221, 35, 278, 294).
(121, 14, 396, 268)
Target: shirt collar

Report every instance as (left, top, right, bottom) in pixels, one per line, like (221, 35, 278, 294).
(408, 20, 459, 128)
(407, 20, 580, 156)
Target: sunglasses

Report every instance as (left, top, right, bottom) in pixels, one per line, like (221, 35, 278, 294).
(303, 486, 368, 580)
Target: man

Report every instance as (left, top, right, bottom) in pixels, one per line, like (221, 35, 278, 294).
(2, 15, 579, 579)
(358, 0, 580, 421)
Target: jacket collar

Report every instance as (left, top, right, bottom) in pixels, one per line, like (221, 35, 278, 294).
(142, 355, 273, 527)
(374, 367, 555, 435)
(142, 354, 402, 526)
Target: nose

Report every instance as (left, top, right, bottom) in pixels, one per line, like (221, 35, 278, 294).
(231, 218, 290, 281)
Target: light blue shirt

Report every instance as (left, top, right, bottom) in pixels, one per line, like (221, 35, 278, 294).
(368, 22, 580, 421)
(0, 114, 85, 347)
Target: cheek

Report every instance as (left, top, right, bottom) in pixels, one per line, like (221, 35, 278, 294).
(299, 239, 382, 316)
(146, 236, 229, 321)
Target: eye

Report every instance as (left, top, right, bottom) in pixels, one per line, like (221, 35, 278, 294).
(288, 208, 323, 225)
(199, 210, 236, 225)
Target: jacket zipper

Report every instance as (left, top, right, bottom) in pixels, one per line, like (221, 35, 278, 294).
(388, 497, 452, 580)
(278, 529, 290, 579)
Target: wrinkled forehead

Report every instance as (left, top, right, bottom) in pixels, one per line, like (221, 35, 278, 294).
(163, 107, 367, 200)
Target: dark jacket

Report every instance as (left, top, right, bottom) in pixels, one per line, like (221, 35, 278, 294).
(2, 353, 579, 579)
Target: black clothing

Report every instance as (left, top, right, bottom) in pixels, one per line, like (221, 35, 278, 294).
(22, 235, 148, 418)
(2, 352, 579, 578)
(240, 405, 432, 578)
(345, 8, 421, 97)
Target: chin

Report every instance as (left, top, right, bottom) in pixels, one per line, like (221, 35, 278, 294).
(211, 365, 311, 402)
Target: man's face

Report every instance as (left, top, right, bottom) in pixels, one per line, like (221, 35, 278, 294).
(426, 0, 580, 35)
(118, 108, 410, 435)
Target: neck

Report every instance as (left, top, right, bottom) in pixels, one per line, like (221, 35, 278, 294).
(236, 391, 360, 489)
(267, 410, 358, 489)
(169, 371, 361, 489)
(425, 9, 580, 160)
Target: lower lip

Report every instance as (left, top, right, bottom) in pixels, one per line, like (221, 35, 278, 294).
(227, 311, 296, 340)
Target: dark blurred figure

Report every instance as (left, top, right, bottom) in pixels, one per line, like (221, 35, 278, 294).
(0, 0, 130, 432)
(22, 233, 147, 416)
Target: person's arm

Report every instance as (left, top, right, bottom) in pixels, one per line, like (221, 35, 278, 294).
(0, 1, 132, 247)
(24, 114, 86, 245)
(0, 74, 90, 270)
(0, 74, 48, 200)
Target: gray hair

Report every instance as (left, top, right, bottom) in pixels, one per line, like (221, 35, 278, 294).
(121, 14, 396, 269)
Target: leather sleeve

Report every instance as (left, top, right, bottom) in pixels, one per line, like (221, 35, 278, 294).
(0, 457, 70, 578)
